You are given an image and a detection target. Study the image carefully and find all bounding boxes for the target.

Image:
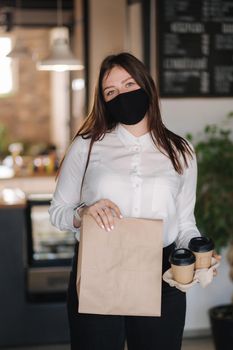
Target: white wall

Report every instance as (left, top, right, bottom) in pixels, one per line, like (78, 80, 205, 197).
(161, 98, 233, 139)
(127, 2, 143, 61)
(88, 0, 127, 106)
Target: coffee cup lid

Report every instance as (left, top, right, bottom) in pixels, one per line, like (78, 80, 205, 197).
(169, 248, 196, 266)
(188, 236, 214, 253)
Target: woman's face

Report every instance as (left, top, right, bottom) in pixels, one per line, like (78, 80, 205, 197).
(102, 66, 141, 102)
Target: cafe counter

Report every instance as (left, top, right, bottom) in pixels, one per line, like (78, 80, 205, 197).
(0, 176, 70, 347)
(0, 174, 56, 196)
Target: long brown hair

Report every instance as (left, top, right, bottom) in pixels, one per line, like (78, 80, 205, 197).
(58, 52, 193, 180)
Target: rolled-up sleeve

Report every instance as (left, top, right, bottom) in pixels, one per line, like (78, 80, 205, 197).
(49, 137, 88, 233)
(175, 150, 201, 248)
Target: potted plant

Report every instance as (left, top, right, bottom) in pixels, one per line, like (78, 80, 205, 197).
(187, 112, 233, 350)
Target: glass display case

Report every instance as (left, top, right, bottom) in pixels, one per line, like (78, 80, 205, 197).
(25, 194, 76, 301)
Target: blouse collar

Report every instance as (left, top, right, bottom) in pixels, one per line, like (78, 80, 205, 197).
(115, 123, 152, 147)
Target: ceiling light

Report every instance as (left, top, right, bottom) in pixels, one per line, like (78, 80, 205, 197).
(37, 0, 84, 72)
(36, 31, 84, 72)
(7, 37, 30, 58)
(6, 0, 31, 59)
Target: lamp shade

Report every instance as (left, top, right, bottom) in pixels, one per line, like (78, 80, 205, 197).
(37, 37, 84, 72)
(6, 39, 31, 58)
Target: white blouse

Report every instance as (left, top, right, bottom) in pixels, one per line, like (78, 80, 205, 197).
(49, 123, 201, 248)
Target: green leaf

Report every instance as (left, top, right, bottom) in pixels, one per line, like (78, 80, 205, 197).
(190, 113, 233, 251)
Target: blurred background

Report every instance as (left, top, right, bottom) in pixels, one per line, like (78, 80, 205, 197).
(0, 1, 232, 349)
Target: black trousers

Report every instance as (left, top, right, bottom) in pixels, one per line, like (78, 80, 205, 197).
(67, 242, 186, 350)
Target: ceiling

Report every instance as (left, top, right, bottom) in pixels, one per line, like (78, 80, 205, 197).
(0, 0, 75, 31)
(0, 1, 74, 10)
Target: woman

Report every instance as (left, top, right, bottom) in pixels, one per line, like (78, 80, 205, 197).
(49, 52, 201, 350)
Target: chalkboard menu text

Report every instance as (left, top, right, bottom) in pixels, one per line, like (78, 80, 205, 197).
(157, 0, 233, 97)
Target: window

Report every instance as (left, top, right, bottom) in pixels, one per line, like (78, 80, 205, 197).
(0, 37, 13, 95)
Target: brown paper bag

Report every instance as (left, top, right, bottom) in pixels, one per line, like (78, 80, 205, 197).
(76, 215, 163, 316)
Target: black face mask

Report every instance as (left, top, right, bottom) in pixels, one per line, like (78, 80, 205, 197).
(105, 88, 149, 125)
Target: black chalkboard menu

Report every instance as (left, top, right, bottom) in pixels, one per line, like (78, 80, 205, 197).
(156, 0, 233, 97)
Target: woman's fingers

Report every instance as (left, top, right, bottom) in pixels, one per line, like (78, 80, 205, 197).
(94, 213, 105, 229)
(85, 199, 123, 231)
(82, 206, 104, 229)
(101, 199, 123, 219)
(212, 251, 221, 277)
(102, 207, 114, 231)
(213, 251, 222, 261)
(99, 200, 123, 231)
(106, 200, 123, 219)
(96, 206, 112, 231)
(214, 254, 222, 261)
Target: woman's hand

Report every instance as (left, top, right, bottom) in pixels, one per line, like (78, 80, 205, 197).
(79, 199, 123, 231)
(213, 251, 221, 276)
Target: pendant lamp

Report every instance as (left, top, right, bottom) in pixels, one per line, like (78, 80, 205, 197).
(7, 0, 31, 58)
(7, 35, 30, 58)
(37, 0, 84, 72)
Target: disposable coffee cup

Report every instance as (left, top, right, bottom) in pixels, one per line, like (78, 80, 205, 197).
(188, 236, 214, 269)
(169, 248, 196, 284)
